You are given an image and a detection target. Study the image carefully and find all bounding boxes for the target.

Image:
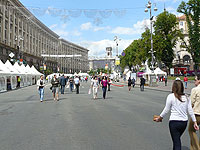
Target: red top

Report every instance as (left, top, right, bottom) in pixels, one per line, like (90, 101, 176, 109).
(184, 77, 188, 82)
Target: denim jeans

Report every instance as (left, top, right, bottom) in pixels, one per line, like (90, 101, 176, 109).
(102, 86, 107, 99)
(184, 81, 187, 89)
(61, 85, 65, 94)
(38, 88, 44, 101)
(169, 120, 187, 150)
(70, 83, 73, 92)
(140, 85, 144, 91)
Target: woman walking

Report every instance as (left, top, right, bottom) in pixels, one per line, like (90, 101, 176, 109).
(154, 80, 199, 150)
(91, 76, 99, 99)
(101, 76, 108, 99)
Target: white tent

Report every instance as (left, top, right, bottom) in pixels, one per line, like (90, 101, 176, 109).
(78, 73, 89, 77)
(154, 67, 167, 75)
(31, 66, 42, 75)
(0, 60, 8, 92)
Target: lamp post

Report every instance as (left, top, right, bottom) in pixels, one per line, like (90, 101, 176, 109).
(145, 1, 158, 72)
(114, 36, 121, 57)
(15, 35, 24, 63)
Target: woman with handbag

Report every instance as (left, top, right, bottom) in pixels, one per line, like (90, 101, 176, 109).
(154, 80, 199, 150)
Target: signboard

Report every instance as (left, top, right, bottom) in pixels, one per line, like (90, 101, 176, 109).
(170, 68, 174, 75)
(9, 52, 15, 58)
(115, 57, 120, 65)
(105, 64, 108, 70)
(43, 64, 46, 70)
(121, 52, 125, 56)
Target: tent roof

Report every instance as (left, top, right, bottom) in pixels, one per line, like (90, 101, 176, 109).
(154, 68, 167, 75)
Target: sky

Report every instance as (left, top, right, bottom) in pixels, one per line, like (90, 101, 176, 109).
(19, 0, 185, 57)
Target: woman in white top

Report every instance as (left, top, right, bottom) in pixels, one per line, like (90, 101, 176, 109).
(155, 80, 199, 150)
(91, 76, 99, 100)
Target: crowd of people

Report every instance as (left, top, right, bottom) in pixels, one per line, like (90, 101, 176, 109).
(36, 72, 200, 150)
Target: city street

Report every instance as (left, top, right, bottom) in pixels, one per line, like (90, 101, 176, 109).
(0, 82, 192, 150)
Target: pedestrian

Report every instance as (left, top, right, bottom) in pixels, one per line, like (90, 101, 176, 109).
(183, 75, 188, 89)
(74, 76, 80, 94)
(107, 77, 112, 91)
(69, 77, 74, 92)
(101, 76, 108, 99)
(188, 74, 200, 150)
(17, 76, 21, 88)
(132, 77, 135, 88)
(154, 80, 199, 150)
(140, 77, 145, 91)
(51, 74, 60, 101)
(164, 75, 167, 86)
(60, 74, 66, 94)
(37, 75, 45, 102)
(128, 77, 132, 91)
(91, 76, 99, 99)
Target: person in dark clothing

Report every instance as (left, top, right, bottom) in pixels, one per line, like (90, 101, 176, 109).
(132, 78, 135, 88)
(140, 77, 145, 91)
(107, 77, 111, 91)
(60, 74, 66, 94)
(128, 77, 132, 91)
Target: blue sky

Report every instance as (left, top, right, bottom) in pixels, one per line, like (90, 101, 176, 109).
(19, 0, 185, 57)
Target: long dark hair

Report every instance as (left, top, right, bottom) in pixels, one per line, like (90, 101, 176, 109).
(172, 80, 185, 102)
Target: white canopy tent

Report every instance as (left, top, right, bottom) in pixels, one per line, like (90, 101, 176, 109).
(154, 67, 167, 75)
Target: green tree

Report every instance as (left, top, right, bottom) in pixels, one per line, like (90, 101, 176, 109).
(177, 0, 200, 72)
(153, 11, 182, 69)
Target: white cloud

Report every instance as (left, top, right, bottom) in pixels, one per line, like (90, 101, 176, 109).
(79, 39, 133, 57)
(80, 22, 92, 30)
(80, 22, 110, 32)
(111, 19, 150, 35)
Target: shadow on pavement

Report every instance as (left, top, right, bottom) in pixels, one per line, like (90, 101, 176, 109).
(182, 146, 189, 150)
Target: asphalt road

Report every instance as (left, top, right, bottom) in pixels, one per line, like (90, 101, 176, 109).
(0, 82, 191, 150)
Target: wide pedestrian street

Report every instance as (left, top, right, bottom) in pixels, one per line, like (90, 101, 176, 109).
(0, 82, 191, 150)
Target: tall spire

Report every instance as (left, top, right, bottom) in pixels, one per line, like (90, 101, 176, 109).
(164, 3, 166, 11)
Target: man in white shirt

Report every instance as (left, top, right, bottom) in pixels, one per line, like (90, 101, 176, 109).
(74, 76, 80, 94)
(188, 74, 200, 150)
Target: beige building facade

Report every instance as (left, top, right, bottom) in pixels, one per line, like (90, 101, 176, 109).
(0, 0, 89, 73)
(173, 15, 194, 71)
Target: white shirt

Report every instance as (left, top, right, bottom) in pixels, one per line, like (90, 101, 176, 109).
(74, 78, 79, 85)
(91, 79, 99, 88)
(160, 93, 196, 122)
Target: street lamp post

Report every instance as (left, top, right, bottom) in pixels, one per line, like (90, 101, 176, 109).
(145, 1, 158, 72)
(15, 36, 24, 63)
(114, 36, 121, 57)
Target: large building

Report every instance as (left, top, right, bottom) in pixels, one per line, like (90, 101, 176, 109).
(89, 47, 116, 71)
(0, 0, 89, 73)
(173, 15, 195, 74)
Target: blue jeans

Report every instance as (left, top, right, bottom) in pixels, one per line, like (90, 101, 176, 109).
(102, 86, 107, 99)
(169, 120, 187, 150)
(184, 81, 187, 89)
(70, 83, 73, 92)
(38, 88, 44, 101)
(61, 85, 65, 94)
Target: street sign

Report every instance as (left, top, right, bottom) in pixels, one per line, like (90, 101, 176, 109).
(9, 52, 15, 58)
(115, 57, 120, 65)
(122, 52, 125, 56)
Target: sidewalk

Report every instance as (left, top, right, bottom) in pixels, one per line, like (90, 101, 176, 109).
(113, 80, 195, 95)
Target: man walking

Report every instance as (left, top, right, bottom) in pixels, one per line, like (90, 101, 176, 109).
(140, 77, 145, 91)
(74, 76, 80, 94)
(60, 74, 66, 94)
(132, 77, 135, 88)
(37, 75, 45, 102)
(188, 74, 200, 150)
